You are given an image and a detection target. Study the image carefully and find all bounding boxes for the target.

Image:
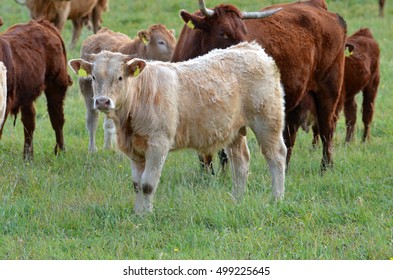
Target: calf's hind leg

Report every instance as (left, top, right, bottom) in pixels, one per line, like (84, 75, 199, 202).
(226, 131, 250, 200)
(252, 123, 287, 200)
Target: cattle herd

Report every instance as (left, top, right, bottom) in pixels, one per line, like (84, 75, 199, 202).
(0, 0, 384, 214)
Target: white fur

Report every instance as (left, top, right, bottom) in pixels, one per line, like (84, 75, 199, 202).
(0, 62, 7, 128)
(69, 42, 287, 214)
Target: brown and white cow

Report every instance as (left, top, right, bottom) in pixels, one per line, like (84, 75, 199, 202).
(16, 0, 109, 48)
(0, 62, 6, 128)
(0, 20, 71, 160)
(302, 28, 380, 144)
(79, 25, 176, 152)
(69, 42, 287, 214)
(172, 0, 347, 172)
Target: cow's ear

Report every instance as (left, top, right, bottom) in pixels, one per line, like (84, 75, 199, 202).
(125, 59, 147, 78)
(69, 59, 93, 77)
(180, 10, 209, 31)
(170, 29, 176, 36)
(138, 30, 150, 46)
(345, 43, 354, 57)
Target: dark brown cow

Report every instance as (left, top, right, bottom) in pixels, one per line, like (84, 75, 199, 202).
(379, 0, 386, 17)
(302, 28, 380, 143)
(172, 0, 347, 171)
(0, 20, 72, 160)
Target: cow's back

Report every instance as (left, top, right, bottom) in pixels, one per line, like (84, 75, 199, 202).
(81, 27, 131, 58)
(162, 43, 282, 151)
(247, 2, 346, 111)
(1, 20, 70, 115)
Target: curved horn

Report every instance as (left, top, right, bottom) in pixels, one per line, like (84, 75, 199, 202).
(198, 0, 215, 17)
(242, 7, 282, 19)
(14, 0, 26, 5)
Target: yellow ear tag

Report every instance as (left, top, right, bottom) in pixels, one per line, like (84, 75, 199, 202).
(345, 48, 353, 57)
(186, 20, 195, 29)
(142, 36, 148, 46)
(133, 66, 140, 77)
(78, 67, 88, 77)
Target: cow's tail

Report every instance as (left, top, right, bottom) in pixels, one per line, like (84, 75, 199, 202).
(37, 19, 73, 86)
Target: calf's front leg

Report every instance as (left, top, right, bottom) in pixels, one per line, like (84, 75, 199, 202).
(132, 141, 169, 214)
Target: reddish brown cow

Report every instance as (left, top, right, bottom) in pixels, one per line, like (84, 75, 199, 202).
(303, 28, 380, 144)
(172, 0, 347, 171)
(379, 0, 386, 17)
(0, 20, 72, 160)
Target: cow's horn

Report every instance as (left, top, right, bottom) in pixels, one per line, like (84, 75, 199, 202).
(14, 0, 26, 5)
(242, 7, 282, 19)
(198, 0, 215, 17)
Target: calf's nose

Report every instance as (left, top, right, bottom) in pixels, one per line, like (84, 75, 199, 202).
(95, 97, 111, 110)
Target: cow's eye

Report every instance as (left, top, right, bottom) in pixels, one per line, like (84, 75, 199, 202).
(92, 75, 96, 80)
(118, 76, 123, 81)
(220, 32, 229, 39)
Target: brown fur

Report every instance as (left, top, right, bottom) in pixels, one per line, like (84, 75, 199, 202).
(304, 28, 380, 143)
(22, 0, 109, 48)
(172, 0, 347, 171)
(0, 20, 71, 160)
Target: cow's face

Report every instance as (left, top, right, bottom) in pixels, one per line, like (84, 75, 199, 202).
(179, 5, 248, 56)
(140, 25, 176, 62)
(69, 52, 142, 113)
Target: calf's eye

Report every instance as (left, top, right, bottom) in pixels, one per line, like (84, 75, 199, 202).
(119, 76, 123, 81)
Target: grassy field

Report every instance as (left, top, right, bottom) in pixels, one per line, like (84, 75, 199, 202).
(0, 0, 392, 259)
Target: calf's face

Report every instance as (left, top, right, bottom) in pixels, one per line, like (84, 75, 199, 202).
(69, 52, 146, 113)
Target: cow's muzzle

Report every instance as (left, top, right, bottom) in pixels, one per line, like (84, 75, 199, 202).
(94, 97, 113, 111)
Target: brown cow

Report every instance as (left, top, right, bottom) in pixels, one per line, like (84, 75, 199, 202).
(0, 20, 72, 160)
(15, 0, 109, 48)
(172, 0, 347, 171)
(379, 0, 386, 17)
(302, 28, 380, 143)
(79, 25, 176, 152)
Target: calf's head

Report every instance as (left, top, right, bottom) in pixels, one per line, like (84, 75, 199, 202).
(69, 51, 145, 113)
(139, 24, 176, 61)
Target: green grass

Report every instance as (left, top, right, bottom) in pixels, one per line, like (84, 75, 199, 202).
(0, 0, 392, 259)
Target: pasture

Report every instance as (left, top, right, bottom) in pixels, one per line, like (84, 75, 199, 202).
(0, 0, 392, 259)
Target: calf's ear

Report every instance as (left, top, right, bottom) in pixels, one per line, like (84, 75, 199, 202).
(138, 30, 150, 46)
(68, 59, 93, 77)
(125, 59, 147, 78)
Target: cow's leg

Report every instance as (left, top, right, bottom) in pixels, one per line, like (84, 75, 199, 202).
(361, 79, 379, 142)
(198, 154, 214, 175)
(226, 133, 250, 200)
(103, 116, 116, 149)
(133, 141, 169, 214)
(79, 78, 98, 152)
(344, 97, 357, 142)
(283, 107, 302, 168)
(21, 103, 36, 160)
(70, 19, 84, 49)
(45, 84, 66, 156)
(315, 64, 344, 171)
(91, 6, 102, 34)
(252, 123, 287, 200)
(131, 159, 146, 213)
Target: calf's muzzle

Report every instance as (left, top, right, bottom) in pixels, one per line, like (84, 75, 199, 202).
(94, 97, 112, 111)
